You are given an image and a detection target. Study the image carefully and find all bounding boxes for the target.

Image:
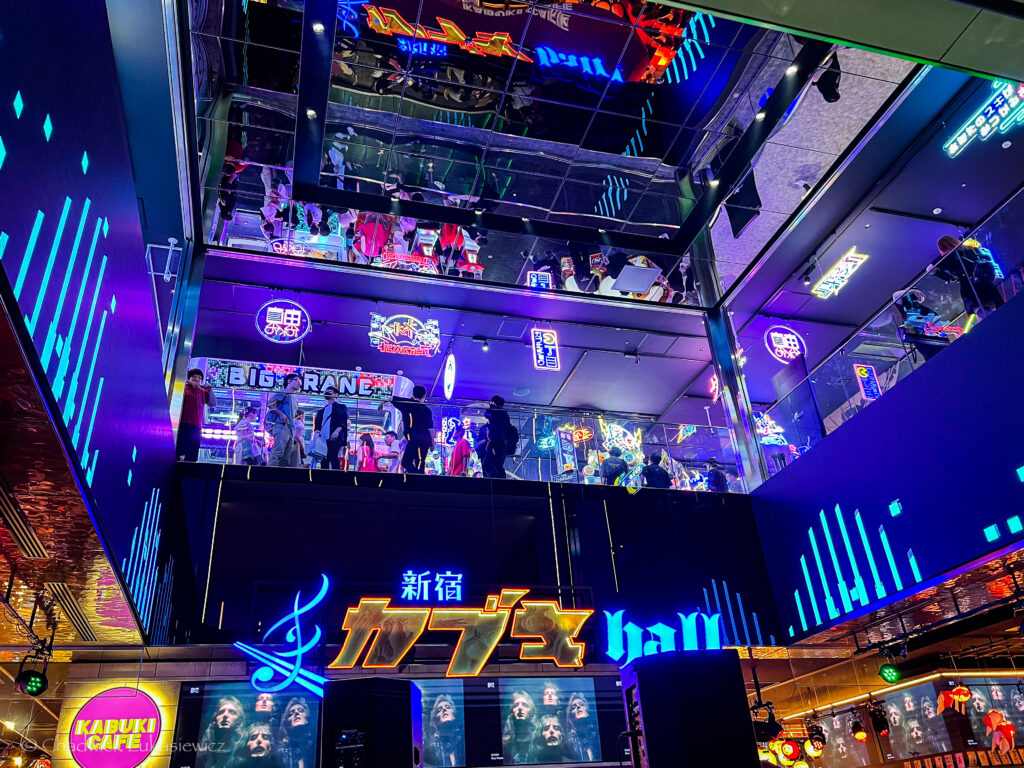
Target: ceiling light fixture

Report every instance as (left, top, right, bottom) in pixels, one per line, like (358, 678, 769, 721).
(312, 21, 325, 34)
(755, 111, 766, 121)
(850, 717, 868, 743)
(709, 178, 720, 188)
(868, 702, 890, 737)
(305, 108, 318, 119)
(932, 207, 943, 215)
(786, 64, 798, 76)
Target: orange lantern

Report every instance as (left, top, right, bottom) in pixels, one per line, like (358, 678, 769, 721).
(997, 722, 1016, 752)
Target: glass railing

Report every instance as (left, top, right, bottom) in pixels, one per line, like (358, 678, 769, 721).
(186, 391, 746, 492)
(757, 185, 1024, 478)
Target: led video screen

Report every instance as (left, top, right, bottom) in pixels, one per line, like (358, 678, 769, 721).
(171, 682, 322, 768)
(417, 676, 624, 767)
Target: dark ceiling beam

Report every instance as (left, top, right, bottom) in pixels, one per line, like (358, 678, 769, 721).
(947, 0, 1024, 20)
(667, 40, 835, 258)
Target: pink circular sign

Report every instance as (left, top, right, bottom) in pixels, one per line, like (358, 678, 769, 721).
(69, 688, 161, 768)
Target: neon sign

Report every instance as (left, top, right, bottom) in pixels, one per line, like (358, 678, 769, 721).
(710, 374, 720, 403)
(535, 46, 624, 82)
(443, 352, 456, 399)
(764, 325, 806, 364)
(401, 569, 464, 601)
(234, 575, 329, 698)
(854, 364, 882, 401)
(369, 312, 441, 357)
(556, 424, 594, 443)
(198, 358, 396, 397)
(329, 588, 592, 677)
(69, 688, 162, 768)
(255, 299, 312, 344)
(754, 412, 787, 446)
(364, 6, 533, 62)
(398, 37, 448, 56)
(268, 239, 313, 257)
(527, 270, 553, 289)
(531, 327, 560, 370)
(604, 609, 722, 668)
(944, 80, 1024, 158)
(812, 246, 869, 299)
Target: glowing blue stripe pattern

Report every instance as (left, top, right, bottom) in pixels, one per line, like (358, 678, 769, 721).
(789, 502, 924, 635)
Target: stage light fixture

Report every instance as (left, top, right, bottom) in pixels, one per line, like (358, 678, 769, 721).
(482, 340, 489, 352)
(786, 65, 798, 76)
(850, 718, 868, 743)
(869, 703, 890, 737)
(878, 663, 901, 684)
(305, 108, 317, 119)
(806, 722, 826, 751)
(312, 21, 325, 33)
(803, 739, 822, 758)
(778, 740, 800, 760)
(14, 668, 47, 697)
(753, 711, 784, 742)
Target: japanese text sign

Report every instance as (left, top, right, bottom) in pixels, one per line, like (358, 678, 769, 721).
(531, 328, 560, 370)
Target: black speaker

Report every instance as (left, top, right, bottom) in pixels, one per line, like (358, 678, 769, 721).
(323, 678, 422, 768)
(620, 650, 759, 768)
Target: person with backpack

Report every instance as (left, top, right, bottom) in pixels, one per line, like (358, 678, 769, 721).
(481, 395, 515, 479)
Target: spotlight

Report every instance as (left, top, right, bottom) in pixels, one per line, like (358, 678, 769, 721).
(803, 739, 822, 759)
(709, 179, 720, 188)
(14, 668, 47, 697)
(757, 747, 778, 764)
(878, 663, 901, 684)
(786, 64, 798, 76)
(806, 722, 826, 751)
(777, 740, 800, 761)
(311, 21, 325, 34)
(850, 718, 868, 743)
(12, 757, 22, 767)
(482, 340, 489, 352)
(815, 53, 842, 103)
(755, 111, 766, 121)
(1, 721, 13, 730)
(305, 108, 318, 119)
(753, 711, 784, 742)
(869, 703, 890, 737)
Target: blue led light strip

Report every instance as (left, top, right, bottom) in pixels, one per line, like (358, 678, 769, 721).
(40, 198, 90, 369)
(855, 510, 886, 600)
(800, 555, 822, 624)
(13, 210, 44, 300)
(74, 310, 108, 448)
(63, 254, 108, 423)
(819, 510, 853, 614)
(835, 505, 868, 607)
(25, 196, 71, 335)
(878, 525, 904, 591)
(794, 590, 807, 632)
(808, 529, 838, 620)
(53, 218, 101, 397)
(907, 549, 922, 583)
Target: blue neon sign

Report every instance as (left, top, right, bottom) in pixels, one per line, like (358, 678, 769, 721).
(945, 80, 1024, 158)
(401, 569, 464, 602)
(234, 574, 330, 698)
(604, 609, 722, 668)
(531, 327, 560, 371)
(535, 46, 623, 82)
(398, 38, 448, 57)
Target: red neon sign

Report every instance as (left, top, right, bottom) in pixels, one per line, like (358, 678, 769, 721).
(364, 6, 533, 62)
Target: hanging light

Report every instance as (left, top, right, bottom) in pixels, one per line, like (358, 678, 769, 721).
(869, 703, 890, 737)
(878, 662, 901, 684)
(850, 717, 868, 742)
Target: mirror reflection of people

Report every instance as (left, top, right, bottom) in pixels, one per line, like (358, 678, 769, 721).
(234, 407, 262, 466)
(313, 386, 349, 470)
(706, 458, 729, 493)
(179, 367, 217, 462)
(277, 697, 314, 768)
(357, 432, 378, 472)
(531, 715, 574, 764)
(267, 373, 302, 467)
(424, 694, 464, 768)
(565, 692, 598, 762)
(231, 722, 284, 768)
(502, 691, 538, 764)
(199, 696, 246, 768)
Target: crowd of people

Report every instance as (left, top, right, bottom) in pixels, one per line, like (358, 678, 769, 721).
(178, 369, 739, 490)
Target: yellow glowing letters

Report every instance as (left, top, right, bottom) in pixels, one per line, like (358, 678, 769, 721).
(329, 589, 592, 676)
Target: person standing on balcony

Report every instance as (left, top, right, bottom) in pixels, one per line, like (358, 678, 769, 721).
(936, 235, 1004, 319)
(448, 424, 472, 477)
(481, 395, 512, 479)
(179, 367, 217, 462)
(640, 452, 672, 489)
(600, 447, 628, 485)
(706, 458, 729, 493)
(313, 386, 349, 470)
(379, 431, 402, 472)
(388, 385, 434, 474)
(267, 374, 302, 467)
(357, 433, 378, 472)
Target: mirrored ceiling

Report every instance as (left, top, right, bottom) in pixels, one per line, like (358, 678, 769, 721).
(189, 0, 914, 307)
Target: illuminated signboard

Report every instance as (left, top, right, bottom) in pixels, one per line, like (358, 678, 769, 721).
(526, 270, 554, 289)
(398, 37, 448, 56)
(764, 325, 806, 364)
(531, 328, 560, 370)
(268, 239, 313, 257)
(754, 412, 787, 446)
(812, 246, 869, 299)
(604, 609, 722, 668)
(369, 312, 441, 357)
(255, 299, 311, 344)
(535, 46, 624, 82)
(196, 358, 397, 397)
(234, 575, 330, 698)
(710, 373, 720, 403)
(553, 427, 577, 482)
(236, 575, 592, 680)
(854, 364, 882, 401)
(944, 80, 1024, 159)
(401, 569, 464, 601)
(364, 6, 532, 62)
(330, 587, 592, 677)
(443, 352, 456, 399)
(69, 688, 162, 768)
